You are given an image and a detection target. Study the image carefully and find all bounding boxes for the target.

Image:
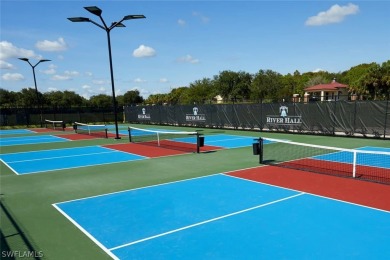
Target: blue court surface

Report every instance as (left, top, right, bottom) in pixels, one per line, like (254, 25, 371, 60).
(0, 129, 36, 135)
(0, 134, 69, 147)
(0, 146, 145, 175)
(54, 174, 390, 259)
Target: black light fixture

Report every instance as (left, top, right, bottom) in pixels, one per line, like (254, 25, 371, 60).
(18, 58, 51, 127)
(68, 6, 146, 139)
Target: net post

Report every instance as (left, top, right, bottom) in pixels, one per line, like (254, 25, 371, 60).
(157, 132, 160, 146)
(104, 128, 108, 138)
(196, 132, 200, 154)
(196, 130, 204, 154)
(352, 150, 357, 178)
(259, 137, 263, 164)
(128, 127, 132, 142)
(197, 132, 200, 154)
(253, 137, 263, 164)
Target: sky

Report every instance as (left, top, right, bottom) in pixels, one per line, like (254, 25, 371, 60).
(1, 0, 389, 99)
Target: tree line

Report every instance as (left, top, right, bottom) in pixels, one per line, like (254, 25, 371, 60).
(1, 60, 389, 108)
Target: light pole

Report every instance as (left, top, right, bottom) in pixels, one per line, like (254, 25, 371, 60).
(18, 58, 51, 127)
(68, 6, 145, 139)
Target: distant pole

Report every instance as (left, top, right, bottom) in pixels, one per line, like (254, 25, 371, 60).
(18, 58, 51, 127)
(68, 6, 145, 139)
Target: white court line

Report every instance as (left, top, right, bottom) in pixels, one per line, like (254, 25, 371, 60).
(55, 173, 221, 205)
(226, 172, 390, 213)
(52, 204, 119, 260)
(7, 151, 119, 164)
(1, 146, 146, 175)
(108, 192, 305, 252)
(12, 157, 146, 176)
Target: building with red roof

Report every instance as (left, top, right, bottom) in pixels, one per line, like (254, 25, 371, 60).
(304, 79, 349, 102)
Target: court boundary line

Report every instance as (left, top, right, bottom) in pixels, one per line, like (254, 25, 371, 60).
(1, 147, 147, 175)
(0, 158, 20, 175)
(53, 165, 282, 205)
(10, 157, 147, 176)
(54, 173, 223, 205)
(108, 192, 306, 252)
(52, 169, 390, 259)
(52, 204, 119, 260)
(0, 145, 108, 156)
(5, 150, 122, 164)
(225, 172, 390, 213)
(0, 129, 35, 135)
(0, 134, 70, 146)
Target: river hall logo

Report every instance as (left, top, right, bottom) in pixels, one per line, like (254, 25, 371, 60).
(266, 105, 302, 125)
(186, 107, 206, 122)
(137, 107, 151, 120)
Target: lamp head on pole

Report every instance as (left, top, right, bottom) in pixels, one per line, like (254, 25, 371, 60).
(18, 58, 51, 67)
(84, 6, 102, 16)
(68, 17, 91, 22)
(123, 15, 146, 20)
(111, 22, 126, 28)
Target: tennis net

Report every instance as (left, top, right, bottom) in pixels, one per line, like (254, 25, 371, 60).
(45, 119, 65, 131)
(74, 122, 108, 138)
(128, 126, 203, 153)
(259, 137, 390, 185)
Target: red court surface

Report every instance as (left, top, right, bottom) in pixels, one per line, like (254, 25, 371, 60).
(227, 165, 390, 211)
(104, 142, 222, 158)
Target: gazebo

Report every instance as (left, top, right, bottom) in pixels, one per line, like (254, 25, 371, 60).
(304, 79, 349, 102)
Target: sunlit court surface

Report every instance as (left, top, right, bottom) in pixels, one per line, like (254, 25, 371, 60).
(1, 124, 390, 259)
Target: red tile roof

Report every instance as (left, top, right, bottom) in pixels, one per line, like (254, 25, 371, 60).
(305, 80, 348, 91)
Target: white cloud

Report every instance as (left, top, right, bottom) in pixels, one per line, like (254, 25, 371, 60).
(0, 41, 37, 60)
(35, 37, 68, 52)
(312, 68, 327, 73)
(138, 88, 151, 98)
(2, 72, 24, 81)
(47, 87, 58, 92)
(177, 54, 199, 64)
(49, 70, 78, 81)
(0, 60, 14, 69)
(134, 78, 146, 83)
(305, 3, 359, 26)
(193, 12, 210, 24)
(41, 64, 56, 75)
(178, 19, 186, 26)
(51, 74, 71, 81)
(133, 45, 156, 58)
(42, 68, 56, 75)
(159, 78, 169, 83)
(92, 79, 107, 85)
(64, 70, 79, 76)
